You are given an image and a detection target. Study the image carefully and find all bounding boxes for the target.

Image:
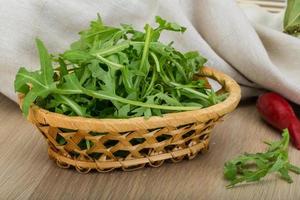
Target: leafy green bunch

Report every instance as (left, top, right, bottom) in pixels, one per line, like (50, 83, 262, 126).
(284, 0, 300, 37)
(15, 15, 226, 118)
(224, 129, 300, 188)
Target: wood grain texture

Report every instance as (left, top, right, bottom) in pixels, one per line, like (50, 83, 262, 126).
(1, 93, 300, 200)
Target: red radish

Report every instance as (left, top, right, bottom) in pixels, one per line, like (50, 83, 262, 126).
(256, 92, 300, 150)
(288, 119, 300, 149)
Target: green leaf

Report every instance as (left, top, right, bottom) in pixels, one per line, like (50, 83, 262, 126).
(63, 50, 94, 63)
(14, 68, 39, 92)
(88, 60, 116, 93)
(14, 15, 225, 119)
(15, 40, 56, 116)
(35, 38, 54, 86)
(288, 163, 300, 174)
(22, 89, 49, 116)
(153, 16, 186, 41)
(284, 0, 300, 37)
(58, 57, 68, 77)
(156, 93, 182, 106)
(91, 41, 130, 57)
(279, 168, 293, 183)
(134, 24, 153, 88)
(62, 73, 83, 91)
(155, 16, 186, 32)
(54, 94, 86, 116)
(224, 162, 237, 181)
(116, 104, 130, 118)
(224, 130, 300, 188)
(95, 54, 125, 70)
(268, 155, 286, 173)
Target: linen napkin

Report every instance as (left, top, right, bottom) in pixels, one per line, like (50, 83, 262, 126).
(0, 0, 299, 104)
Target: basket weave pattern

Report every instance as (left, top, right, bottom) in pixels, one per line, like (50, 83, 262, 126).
(24, 67, 241, 173)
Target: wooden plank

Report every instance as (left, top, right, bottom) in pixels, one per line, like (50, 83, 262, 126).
(0, 94, 51, 199)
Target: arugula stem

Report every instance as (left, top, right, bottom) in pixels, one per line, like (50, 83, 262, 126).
(143, 67, 157, 97)
(83, 28, 118, 39)
(169, 82, 209, 99)
(171, 59, 187, 81)
(95, 54, 125, 69)
(150, 52, 161, 72)
(84, 89, 200, 111)
(54, 88, 201, 111)
(165, 64, 176, 82)
(155, 62, 210, 103)
(141, 51, 161, 97)
(79, 67, 91, 85)
(121, 67, 134, 92)
(53, 88, 83, 95)
(92, 41, 130, 56)
(134, 24, 152, 88)
(288, 164, 300, 174)
(55, 94, 85, 116)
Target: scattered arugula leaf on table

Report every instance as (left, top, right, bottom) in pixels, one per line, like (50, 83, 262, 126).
(224, 129, 300, 188)
(15, 15, 227, 119)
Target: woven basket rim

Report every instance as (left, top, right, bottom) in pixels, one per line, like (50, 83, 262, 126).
(20, 67, 241, 132)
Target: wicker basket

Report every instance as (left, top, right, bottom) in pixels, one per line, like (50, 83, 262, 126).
(20, 67, 241, 173)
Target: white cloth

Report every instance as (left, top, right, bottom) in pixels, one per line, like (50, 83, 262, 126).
(0, 0, 299, 104)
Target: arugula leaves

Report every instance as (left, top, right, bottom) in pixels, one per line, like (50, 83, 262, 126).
(284, 0, 300, 37)
(15, 15, 226, 118)
(15, 39, 57, 116)
(224, 129, 300, 188)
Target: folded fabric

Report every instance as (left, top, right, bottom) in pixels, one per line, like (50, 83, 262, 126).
(0, 0, 299, 104)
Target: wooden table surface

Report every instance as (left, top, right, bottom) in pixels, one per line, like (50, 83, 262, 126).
(1, 93, 300, 200)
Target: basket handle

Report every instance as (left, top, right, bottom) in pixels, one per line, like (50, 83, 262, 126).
(198, 66, 241, 99)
